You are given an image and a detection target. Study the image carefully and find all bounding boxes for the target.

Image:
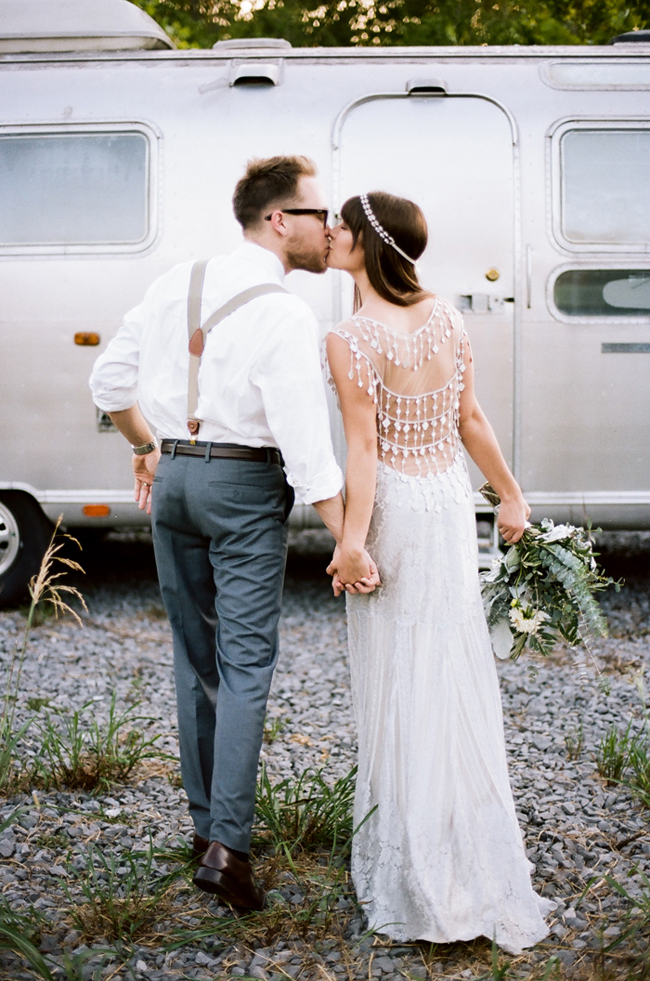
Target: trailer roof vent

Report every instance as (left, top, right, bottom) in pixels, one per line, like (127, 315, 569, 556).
(406, 77, 448, 95)
(213, 38, 292, 51)
(608, 30, 650, 44)
(0, 0, 174, 53)
(229, 62, 281, 86)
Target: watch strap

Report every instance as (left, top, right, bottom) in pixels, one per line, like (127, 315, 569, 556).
(132, 438, 158, 456)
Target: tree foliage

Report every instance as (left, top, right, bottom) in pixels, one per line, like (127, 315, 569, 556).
(131, 0, 648, 48)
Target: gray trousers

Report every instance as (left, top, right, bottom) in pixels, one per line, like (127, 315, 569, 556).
(151, 449, 293, 853)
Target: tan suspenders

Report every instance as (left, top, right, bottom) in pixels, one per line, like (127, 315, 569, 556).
(186, 259, 287, 440)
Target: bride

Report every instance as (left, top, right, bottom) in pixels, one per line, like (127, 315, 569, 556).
(325, 191, 553, 953)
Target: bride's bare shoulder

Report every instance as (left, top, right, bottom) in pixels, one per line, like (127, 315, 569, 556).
(327, 318, 365, 345)
(435, 294, 464, 329)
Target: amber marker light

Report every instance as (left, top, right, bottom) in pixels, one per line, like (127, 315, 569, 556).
(74, 332, 101, 346)
(83, 504, 110, 517)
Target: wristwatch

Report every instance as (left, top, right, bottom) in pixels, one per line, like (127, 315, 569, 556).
(131, 436, 159, 456)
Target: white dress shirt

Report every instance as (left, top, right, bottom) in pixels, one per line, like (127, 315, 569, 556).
(89, 242, 343, 505)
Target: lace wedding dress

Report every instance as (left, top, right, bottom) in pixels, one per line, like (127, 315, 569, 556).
(328, 299, 553, 954)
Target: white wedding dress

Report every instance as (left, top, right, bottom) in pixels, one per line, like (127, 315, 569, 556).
(328, 299, 553, 954)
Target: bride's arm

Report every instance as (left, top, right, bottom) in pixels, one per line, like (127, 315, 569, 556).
(326, 332, 380, 591)
(458, 338, 530, 544)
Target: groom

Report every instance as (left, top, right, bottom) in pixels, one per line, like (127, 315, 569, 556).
(90, 155, 376, 910)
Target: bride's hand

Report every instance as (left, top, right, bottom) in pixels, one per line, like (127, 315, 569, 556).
(344, 551, 381, 595)
(497, 494, 531, 544)
(327, 546, 381, 596)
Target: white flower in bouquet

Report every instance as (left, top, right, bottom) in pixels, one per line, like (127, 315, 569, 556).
(538, 523, 573, 543)
(508, 603, 550, 635)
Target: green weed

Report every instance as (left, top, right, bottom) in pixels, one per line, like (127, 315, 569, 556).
(262, 715, 286, 744)
(253, 764, 356, 857)
(66, 838, 178, 943)
(628, 736, 650, 799)
(36, 693, 168, 793)
(595, 723, 637, 783)
(48, 947, 116, 981)
(0, 809, 54, 979)
(27, 697, 51, 712)
(0, 519, 85, 794)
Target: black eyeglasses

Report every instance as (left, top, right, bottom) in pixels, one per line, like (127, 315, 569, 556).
(264, 208, 329, 228)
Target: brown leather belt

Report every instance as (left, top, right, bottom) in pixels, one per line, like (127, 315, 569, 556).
(161, 439, 283, 466)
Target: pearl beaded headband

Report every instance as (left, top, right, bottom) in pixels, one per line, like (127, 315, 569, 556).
(359, 193, 418, 266)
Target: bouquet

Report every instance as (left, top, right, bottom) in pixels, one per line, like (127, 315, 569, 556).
(479, 483, 620, 660)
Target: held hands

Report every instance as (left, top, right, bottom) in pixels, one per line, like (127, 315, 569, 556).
(497, 493, 531, 544)
(326, 544, 382, 597)
(132, 448, 161, 515)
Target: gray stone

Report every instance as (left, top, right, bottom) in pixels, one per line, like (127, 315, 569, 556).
(373, 957, 396, 973)
(407, 967, 428, 980)
(249, 968, 269, 981)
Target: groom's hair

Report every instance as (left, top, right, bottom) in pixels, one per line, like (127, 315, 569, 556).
(233, 156, 317, 229)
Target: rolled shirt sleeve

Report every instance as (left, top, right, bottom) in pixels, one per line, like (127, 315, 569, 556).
(89, 305, 143, 413)
(89, 265, 179, 413)
(254, 301, 343, 505)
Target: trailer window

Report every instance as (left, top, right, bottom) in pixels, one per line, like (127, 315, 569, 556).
(554, 269, 650, 317)
(0, 132, 148, 245)
(561, 130, 650, 247)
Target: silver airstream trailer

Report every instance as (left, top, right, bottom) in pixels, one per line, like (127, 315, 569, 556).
(1, 0, 649, 604)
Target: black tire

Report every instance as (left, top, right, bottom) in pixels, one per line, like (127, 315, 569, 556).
(0, 492, 54, 609)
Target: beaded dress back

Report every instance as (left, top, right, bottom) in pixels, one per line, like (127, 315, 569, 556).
(329, 296, 467, 479)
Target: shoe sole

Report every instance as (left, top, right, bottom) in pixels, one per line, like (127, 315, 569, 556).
(193, 867, 264, 911)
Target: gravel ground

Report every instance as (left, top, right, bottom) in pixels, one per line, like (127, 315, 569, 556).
(0, 528, 648, 981)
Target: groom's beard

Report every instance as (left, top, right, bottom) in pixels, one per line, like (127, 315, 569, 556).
(286, 239, 329, 274)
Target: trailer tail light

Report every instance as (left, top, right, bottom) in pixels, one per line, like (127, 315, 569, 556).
(75, 332, 100, 346)
(83, 505, 110, 517)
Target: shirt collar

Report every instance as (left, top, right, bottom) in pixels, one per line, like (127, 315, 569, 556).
(234, 241, 286, 283)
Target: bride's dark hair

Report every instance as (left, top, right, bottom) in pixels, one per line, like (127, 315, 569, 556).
(340, 192, 430, 307)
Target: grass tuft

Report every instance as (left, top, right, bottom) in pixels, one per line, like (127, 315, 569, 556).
(66, 838, 177, 944)
(0, 809, 55, 980)
(35, 693, 168, 793)
(0, 519, 85, 794)
(595, 722, 637, 783)
(253, 764, 356, 857)
(262, 714, 286, 744)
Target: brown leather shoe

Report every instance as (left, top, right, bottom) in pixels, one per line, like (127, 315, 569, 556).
(191, 834, 209, 860)
(193, 841, 265, 911)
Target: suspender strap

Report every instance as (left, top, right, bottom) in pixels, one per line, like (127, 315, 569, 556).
(187, 260, 210, 434)
(186, 260, 287, 437)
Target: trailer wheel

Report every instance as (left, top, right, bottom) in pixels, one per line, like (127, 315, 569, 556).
(0, 493, 53, 609)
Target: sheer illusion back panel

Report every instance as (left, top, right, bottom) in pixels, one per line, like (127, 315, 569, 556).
(329, 297, 467, 478)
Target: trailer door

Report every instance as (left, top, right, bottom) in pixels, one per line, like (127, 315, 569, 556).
(335, 94, 516, 480)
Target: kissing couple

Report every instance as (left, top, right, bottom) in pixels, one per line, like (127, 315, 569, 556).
(90, 155, 553, 953)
